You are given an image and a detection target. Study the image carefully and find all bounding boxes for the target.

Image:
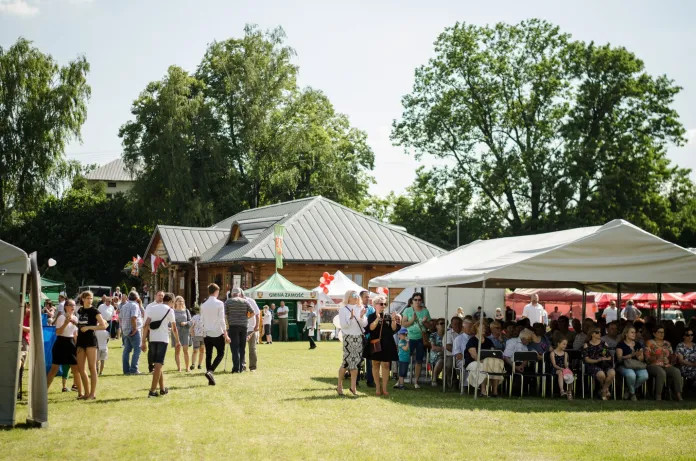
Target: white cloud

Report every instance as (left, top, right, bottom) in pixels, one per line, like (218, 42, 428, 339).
(0, 0, 39, 16)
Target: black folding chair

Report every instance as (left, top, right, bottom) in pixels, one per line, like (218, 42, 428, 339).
(509, 351, 550, 398)
(479, 349, 508, 395)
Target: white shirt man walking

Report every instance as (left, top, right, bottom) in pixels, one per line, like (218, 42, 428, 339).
(141, 292, 178, 397)
(521, 294, 548, 325)
(200, 283, 230, 385)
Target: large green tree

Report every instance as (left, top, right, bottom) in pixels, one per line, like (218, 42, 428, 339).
(392, 19, 688, 236)
(196, 25, 298, 209)
(120, 65, 229, 225)
(0, 38, 90, 228)
(122, 25, 374, 225)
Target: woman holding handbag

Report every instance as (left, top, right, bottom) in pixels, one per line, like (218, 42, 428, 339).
(616, 325, 648, 401)
(366, 295, 400, 396)
(337, 290, 367, 396)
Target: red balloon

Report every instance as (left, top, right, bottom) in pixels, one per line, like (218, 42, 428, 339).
(322, 287, 329, 294)
(323, 271, 330, 279)
(320, 276, 326, 284)
(328, 275, 335, 281)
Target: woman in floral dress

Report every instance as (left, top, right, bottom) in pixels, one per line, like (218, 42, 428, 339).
(676, 328, 696, 390)
(582, 328, 615, 400)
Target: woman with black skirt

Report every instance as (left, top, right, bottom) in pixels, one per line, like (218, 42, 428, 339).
(76, 291, 108, 400)
(47, 299, 81, 393)
(366, 295, 401, 396)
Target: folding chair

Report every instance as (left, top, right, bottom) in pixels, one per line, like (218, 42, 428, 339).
(509, 351, 548, 398)
(479, 349, 508, 395)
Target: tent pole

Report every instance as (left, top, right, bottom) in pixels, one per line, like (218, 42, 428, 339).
(443, 286, 449, 393)
(657, 283, 662, 321)
(474, 280, 486, 400)
(617, 283, 622, 322)
(581, 288, 586, 320)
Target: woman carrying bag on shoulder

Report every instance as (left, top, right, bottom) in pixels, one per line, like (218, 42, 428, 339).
(366, 295, 400, 396)
(337, 290, 367, 396)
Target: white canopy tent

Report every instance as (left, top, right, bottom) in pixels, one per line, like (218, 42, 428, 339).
(313, 270, 365, 300)
(369, 220, 696, 293)
(369, 219, 696, 398)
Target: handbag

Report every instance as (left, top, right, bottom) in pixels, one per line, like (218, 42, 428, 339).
(370, 315, 384, 354)
(622, 358, 647, 370)
(149, 308, 171, 330)
(414, 313, 431, 348)
(348, 307, 369, 351)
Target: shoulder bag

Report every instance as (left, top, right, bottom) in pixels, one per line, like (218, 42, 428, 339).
(414, 312, 431, 348)
(149, 308, 172, 330)
(370, 315, 384, 354)
(348, 307, 369, 351)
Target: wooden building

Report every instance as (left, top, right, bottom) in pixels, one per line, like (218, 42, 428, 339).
(143, 196, 444, 305)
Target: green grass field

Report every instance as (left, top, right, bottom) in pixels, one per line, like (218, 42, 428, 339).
(3, 340, 696, 460)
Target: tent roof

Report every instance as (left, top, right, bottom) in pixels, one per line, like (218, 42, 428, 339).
(508, 288, 586, 303)
(0, 239, 29, 275)
(312, 270, 365, 298)
(369, 220, 696, 292)
(246, 272, 315, 300)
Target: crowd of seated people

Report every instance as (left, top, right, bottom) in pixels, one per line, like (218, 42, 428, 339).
(411, 307, 696, 401)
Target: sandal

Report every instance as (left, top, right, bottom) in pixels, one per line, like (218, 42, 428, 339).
(336, 388, 344, 396)
(349, 388, 357, 396)
(567, 392, 573, 401)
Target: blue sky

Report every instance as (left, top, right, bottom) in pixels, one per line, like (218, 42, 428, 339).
(2, 0, 695, 197)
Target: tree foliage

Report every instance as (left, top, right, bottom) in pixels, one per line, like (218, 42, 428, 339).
(0, 176, 152, 295)
(363, 167, 503, 249)
(392, 19, 691, 240)
(0, 38, 90, 228)
(121, 25, 374, 226)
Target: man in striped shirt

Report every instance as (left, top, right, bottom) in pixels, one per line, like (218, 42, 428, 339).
(225, 288, 253, 374)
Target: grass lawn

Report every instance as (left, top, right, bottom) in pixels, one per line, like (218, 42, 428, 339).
(3, 340, 696, 460)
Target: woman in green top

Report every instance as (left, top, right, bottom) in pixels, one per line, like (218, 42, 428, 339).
(400, 293, 431, 389)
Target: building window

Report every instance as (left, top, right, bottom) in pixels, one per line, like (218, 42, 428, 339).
(106, 193, 113, 199)
(107, 182, 117, 188)
(345, 273, 363, 286)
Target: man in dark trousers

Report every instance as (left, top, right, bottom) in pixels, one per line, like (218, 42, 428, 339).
(225, 288, 253, 373)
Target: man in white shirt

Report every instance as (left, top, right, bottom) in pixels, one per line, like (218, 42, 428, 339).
(141, 292, 178, 398)
(145, 291, 164, 373)
(602, 300, 618, 323)
(452, 318, 472, 369)
(521, 294, 548, 325)
(243, 293, 260, 372)
(276, 301, 289, 341)
(503, 328, 534, 372)
(200, 283, 230, 385)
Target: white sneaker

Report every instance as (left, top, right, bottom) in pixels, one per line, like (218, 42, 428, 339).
(414, 383, 420, 389)
(431, 381, 437, 387)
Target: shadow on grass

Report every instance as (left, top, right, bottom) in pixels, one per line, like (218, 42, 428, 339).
(309, 376, 696, 413)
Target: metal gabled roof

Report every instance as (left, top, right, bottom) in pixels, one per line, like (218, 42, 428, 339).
(83, 158, 135, 182)
(201, 196, 444, 264)
(156, 225, 229, 263)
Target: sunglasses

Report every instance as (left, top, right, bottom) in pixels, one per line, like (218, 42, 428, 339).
(437, 322, 445, 325)
(376, 303, 386, 306)
(656, 330, 665, 334)
(350, 293, 359, 299)
(413, 298, 423, 302)
(686, 333, 694, 337)
(592, 331, 600, 335)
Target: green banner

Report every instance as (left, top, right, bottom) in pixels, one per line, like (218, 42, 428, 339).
(274, 224, 285, 270)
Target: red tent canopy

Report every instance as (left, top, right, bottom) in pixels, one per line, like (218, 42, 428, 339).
(508, 288, 585, 303)
(629, 292, 687, 303)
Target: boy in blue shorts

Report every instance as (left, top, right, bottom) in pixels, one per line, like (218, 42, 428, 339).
(394, 327, 410, 389)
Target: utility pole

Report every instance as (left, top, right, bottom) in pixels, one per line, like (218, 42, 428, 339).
(456, 199, 460, 248)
